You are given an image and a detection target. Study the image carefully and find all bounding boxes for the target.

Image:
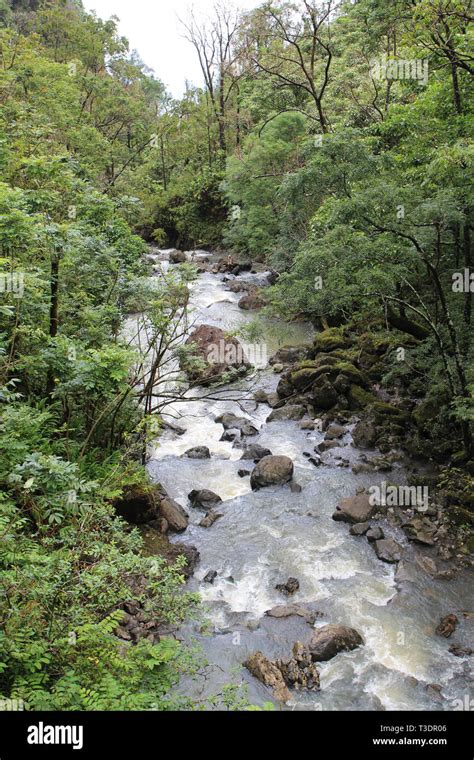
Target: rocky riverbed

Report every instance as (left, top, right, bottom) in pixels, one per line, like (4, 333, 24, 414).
(128, 247, 473, 710)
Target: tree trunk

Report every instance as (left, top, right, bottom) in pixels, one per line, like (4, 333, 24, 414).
(46, 254, 60, 397)
(463, 218, 472, 328)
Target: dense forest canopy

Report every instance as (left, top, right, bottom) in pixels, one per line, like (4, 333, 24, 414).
(0, 0, 472, 711)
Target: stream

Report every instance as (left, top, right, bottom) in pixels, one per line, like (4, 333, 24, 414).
(137, 248, 473, 711)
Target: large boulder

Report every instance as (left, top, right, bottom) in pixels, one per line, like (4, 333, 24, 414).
(182, 325, 250, 385)
(159, 497, 189, 533)
(250, 455, 294, 490)
(332, 493, 376, 524)
(308, 624, 364, 662)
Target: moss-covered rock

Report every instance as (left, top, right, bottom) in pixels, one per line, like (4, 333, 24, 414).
(348, 384, 378, 410)
(333, 361, 370, 388)
(290, 367, 327, 391)
(290, 364, 339, 390)
(276, 374, 293, 399)
(412, 390, 450, 428)
(310, 376, 339, 410)
(370, 402, 410, 424)
(313, 328, 349, 353)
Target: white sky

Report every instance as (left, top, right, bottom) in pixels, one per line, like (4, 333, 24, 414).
(82, 0, 261, 97)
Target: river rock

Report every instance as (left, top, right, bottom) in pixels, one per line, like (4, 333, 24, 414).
(436, 614, 458, 638)
(163, 420, 187, 436)
(349, 521, 371, 536)
(317, 440, 340, 452)
(267, 404, 306, 422)
(366, 526, 384, 542)
(310, 376, 339, 411)
(265, 605, 316, 623)
(276, 642, 320, 691)
(402, 516, 437, 546)
(240, 444, 273, 462)
(373, 538, 403, 563)
(352, 419, 378, 448)
(394, 560, 418, 584)
(169, 249, 186, 263)
(199, 511, 223, 528)
(203, 570, 217, 584)
(238, 289, 264, 310)
(227, 280, 249, 292)
(215, 412, 258, 436)
(220, 428, 241, 442)
(449, 643, 473, 657)
(299, 419, 315, 430)
(243, 651, 291, 703)
(308, 624, 364, 661)
(182, 325, 250, 385)
(325, 423, 346, 440)
(275, 577, 300, 596)
(304, 451, 321, 467)
(332, 493, 375, 524)
(159, 497, 189, 533)
(415, 555, 438, 577)
(184, 446, 211, 459)
(250, 455, 294, 490)
(188, 489, 223, 511)
(266, 392, 281, 408)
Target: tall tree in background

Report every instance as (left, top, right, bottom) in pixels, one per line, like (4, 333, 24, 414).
(182, 3, 242, 157)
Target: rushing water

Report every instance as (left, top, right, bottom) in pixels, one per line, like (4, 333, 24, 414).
(144, 249, 473, 711)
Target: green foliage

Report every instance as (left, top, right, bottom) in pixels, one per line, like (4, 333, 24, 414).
(0, 0, 202, 712)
